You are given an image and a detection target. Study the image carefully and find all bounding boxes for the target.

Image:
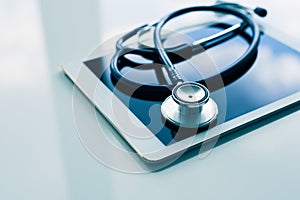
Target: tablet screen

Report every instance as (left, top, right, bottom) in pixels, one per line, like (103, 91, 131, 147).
(84, 26, 300, 146)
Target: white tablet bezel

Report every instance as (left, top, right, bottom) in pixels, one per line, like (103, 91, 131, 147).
(62, 22, 300, 163)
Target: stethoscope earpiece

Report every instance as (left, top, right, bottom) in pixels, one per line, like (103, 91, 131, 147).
(254, 7, 267, 17)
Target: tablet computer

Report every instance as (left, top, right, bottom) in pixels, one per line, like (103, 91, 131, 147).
(62, 19, 300, 164)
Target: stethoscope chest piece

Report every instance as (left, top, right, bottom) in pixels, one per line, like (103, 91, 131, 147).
(161, 82, 218, 129)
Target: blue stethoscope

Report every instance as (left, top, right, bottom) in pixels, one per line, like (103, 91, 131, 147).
(110, 2, 267, 129)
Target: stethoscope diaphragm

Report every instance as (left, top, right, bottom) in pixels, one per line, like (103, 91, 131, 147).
(161, 82, 218, 129)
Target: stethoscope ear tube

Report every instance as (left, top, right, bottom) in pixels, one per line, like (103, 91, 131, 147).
(110, 4, 263, 100)
(153, 5, 261, 85)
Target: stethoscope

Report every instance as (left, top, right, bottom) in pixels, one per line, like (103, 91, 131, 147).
(110, 2, 267, 129)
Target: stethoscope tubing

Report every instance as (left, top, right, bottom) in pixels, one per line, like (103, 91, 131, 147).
(153, 5, 260, 84)
(110, 5, 261, 100)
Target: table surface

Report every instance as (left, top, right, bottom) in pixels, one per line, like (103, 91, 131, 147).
(1, 0, 300, 199)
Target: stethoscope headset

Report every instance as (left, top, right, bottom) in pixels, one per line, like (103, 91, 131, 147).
(109, 1, 267, 129)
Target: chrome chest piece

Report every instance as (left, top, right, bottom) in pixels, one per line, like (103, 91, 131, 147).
(161, 82, 218, 128)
